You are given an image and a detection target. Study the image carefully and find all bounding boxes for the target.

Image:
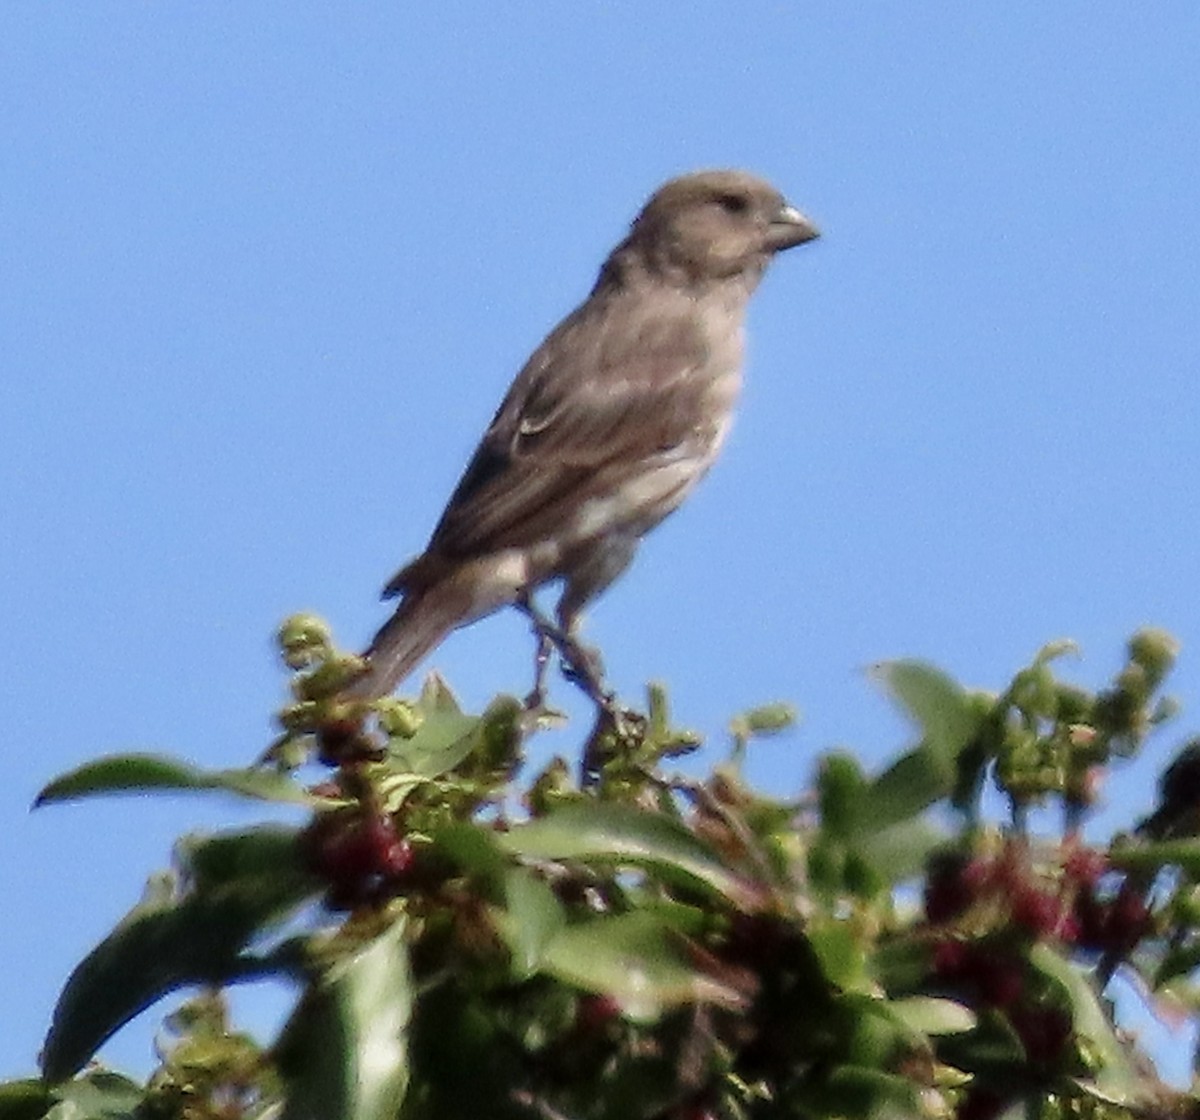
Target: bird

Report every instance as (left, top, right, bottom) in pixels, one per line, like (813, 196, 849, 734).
(345, 169, 819, 706)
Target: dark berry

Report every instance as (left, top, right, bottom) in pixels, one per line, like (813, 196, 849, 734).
(1011, 887, 1070, 939)
(1008, 1004, 1072, 1066)
(1072, 886, 1109, 952)
(1105, 882, 1151, 952)
(957, 1088, 1007, 1120)
(306, 811, 411, 899)
(576, 994, 622, 1033)
(925, 853, 990, 923)
(976, 956, 1025, 1009)
(316, 718, 366, 766)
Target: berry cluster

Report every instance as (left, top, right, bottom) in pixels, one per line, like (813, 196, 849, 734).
(924, 842, 1150, 955)
(303, 809, 415, 911)
(924, 840, 1154, 1118)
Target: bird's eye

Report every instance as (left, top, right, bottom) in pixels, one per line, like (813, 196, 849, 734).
(716, 192, 750, 215)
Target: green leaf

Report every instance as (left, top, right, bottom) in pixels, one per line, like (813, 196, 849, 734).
(405, 982, 532, 1120)
(34, 754, 317, 808)
(496, 868, 565, 977)
(277, 920, 412, 1120)
(868, 661, 987, 825)
(886, 996, 975, 1035)
(417, 671, 462, 713)
(41, 826, 319, 1083)
(49, 1071, 144, 1119)
(867, 748, 954, 829)
(497, 803, 770, 913)
(386, 708, 482, 779)
(817, 753, 868, 840)
(806, 918, 870, 991)
(431, 820, 510, 879)
(858, 817, 946, 884)
(807, 1065, 920, 1120)
(871, 660, 980, 766)
(0, 1080, 52, 1120)
(540, 911, 750, 1020)
(1154, 941, 1200, 987)
(1028, 943, 1148, 1106)
(1110, 837, 1200, 876)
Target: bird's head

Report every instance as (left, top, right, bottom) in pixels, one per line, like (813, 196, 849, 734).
(624, 169, 819, 287)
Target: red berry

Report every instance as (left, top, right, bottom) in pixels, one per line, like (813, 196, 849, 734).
(937, 944, 1026, 1009)
(382, 837, 414, 877)
(1062, 845, 1107, 887)
(306, 812, 410, 894)
(576, 994, 622, 1033)
(932, 939, 969, 979)
(1056, 909, 1081, 944)
(1011, 887, 1063, 939)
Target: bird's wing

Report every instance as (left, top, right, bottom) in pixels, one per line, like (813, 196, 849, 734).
(421, 296, 718, 563)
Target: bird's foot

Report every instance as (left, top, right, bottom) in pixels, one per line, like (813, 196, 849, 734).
(516, 597, 621, 718)
(557, 637, 609, 703)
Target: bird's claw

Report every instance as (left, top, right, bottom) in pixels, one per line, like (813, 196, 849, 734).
(518, 597, 618, 715)
(558, 640, 606, 696)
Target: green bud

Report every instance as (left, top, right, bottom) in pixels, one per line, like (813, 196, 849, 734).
(741, 702, 799, 735)
(528, 757, 574, 815)
(966, 690, 999, 719)
(1128, 627, 1179, 686)
(376, 698, 424, 739)
(267, 731, 313, 770)
(1115, 663, 1149, 703)
(294, 656, 365, 701)
(646, 681, 670, 737)
(277, 700, 321, 732)
(278, 614, 334, 669)
(1054, 683, 1092, 723)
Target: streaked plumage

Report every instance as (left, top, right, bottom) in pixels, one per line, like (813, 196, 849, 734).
(347, 170, 819, 700)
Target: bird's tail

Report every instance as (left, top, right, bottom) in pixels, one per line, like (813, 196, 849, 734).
(341, 587, 465, 701)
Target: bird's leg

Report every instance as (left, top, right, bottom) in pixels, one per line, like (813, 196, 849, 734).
(517, 594, 556, 710)
(550, 538, 640, 716)
(517, 597, 644, 785)
(516, 595, 619, 715)
(552, 611, 626, 725)
(556, 630, 612, 708)
(528, 629, 553, 710)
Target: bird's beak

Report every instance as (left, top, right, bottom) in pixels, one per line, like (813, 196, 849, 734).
(766, 202, 820, 250)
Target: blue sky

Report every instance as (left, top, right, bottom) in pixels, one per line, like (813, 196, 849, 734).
(3, 3, 1199, 1083)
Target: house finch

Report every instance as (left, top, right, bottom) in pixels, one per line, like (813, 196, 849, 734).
(347, 169, 818, 703)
